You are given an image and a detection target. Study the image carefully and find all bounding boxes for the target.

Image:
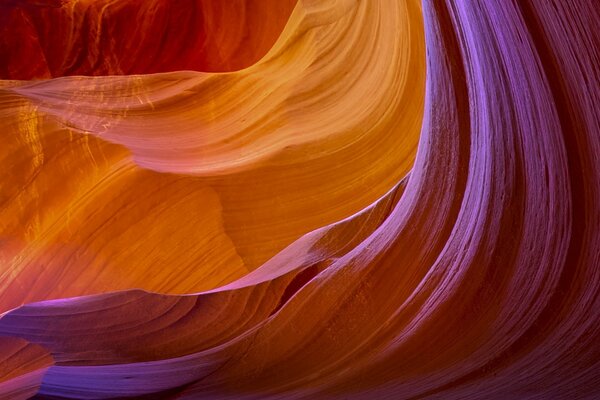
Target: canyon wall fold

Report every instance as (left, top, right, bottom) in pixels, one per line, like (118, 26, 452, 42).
(0, 0, 598, 399)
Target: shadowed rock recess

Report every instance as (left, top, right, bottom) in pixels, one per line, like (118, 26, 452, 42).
(0, 0, 598, 398)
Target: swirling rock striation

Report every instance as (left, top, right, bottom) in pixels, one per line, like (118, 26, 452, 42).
(0, 0, 599, 399)
(0, 0, 425, 309)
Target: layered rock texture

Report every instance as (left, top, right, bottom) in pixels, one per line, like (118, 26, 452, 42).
(0, 0, 599, 398)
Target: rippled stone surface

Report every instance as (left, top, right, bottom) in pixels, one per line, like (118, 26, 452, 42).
(0, 0, 598, 398)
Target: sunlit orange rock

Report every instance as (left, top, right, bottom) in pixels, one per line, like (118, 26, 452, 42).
(0, 0, 425, 309)
(1, 0, 599, 398)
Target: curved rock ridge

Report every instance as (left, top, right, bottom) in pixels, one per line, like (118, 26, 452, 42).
(0, 336, 53, 399)
(0, 0, 425, 308)
(0, 0, 599, 399)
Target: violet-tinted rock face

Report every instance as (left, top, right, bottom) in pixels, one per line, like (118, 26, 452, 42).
(0, 0, 598, 399)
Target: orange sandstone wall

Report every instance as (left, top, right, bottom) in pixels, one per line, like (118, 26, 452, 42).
(0, 0, 598, 399)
